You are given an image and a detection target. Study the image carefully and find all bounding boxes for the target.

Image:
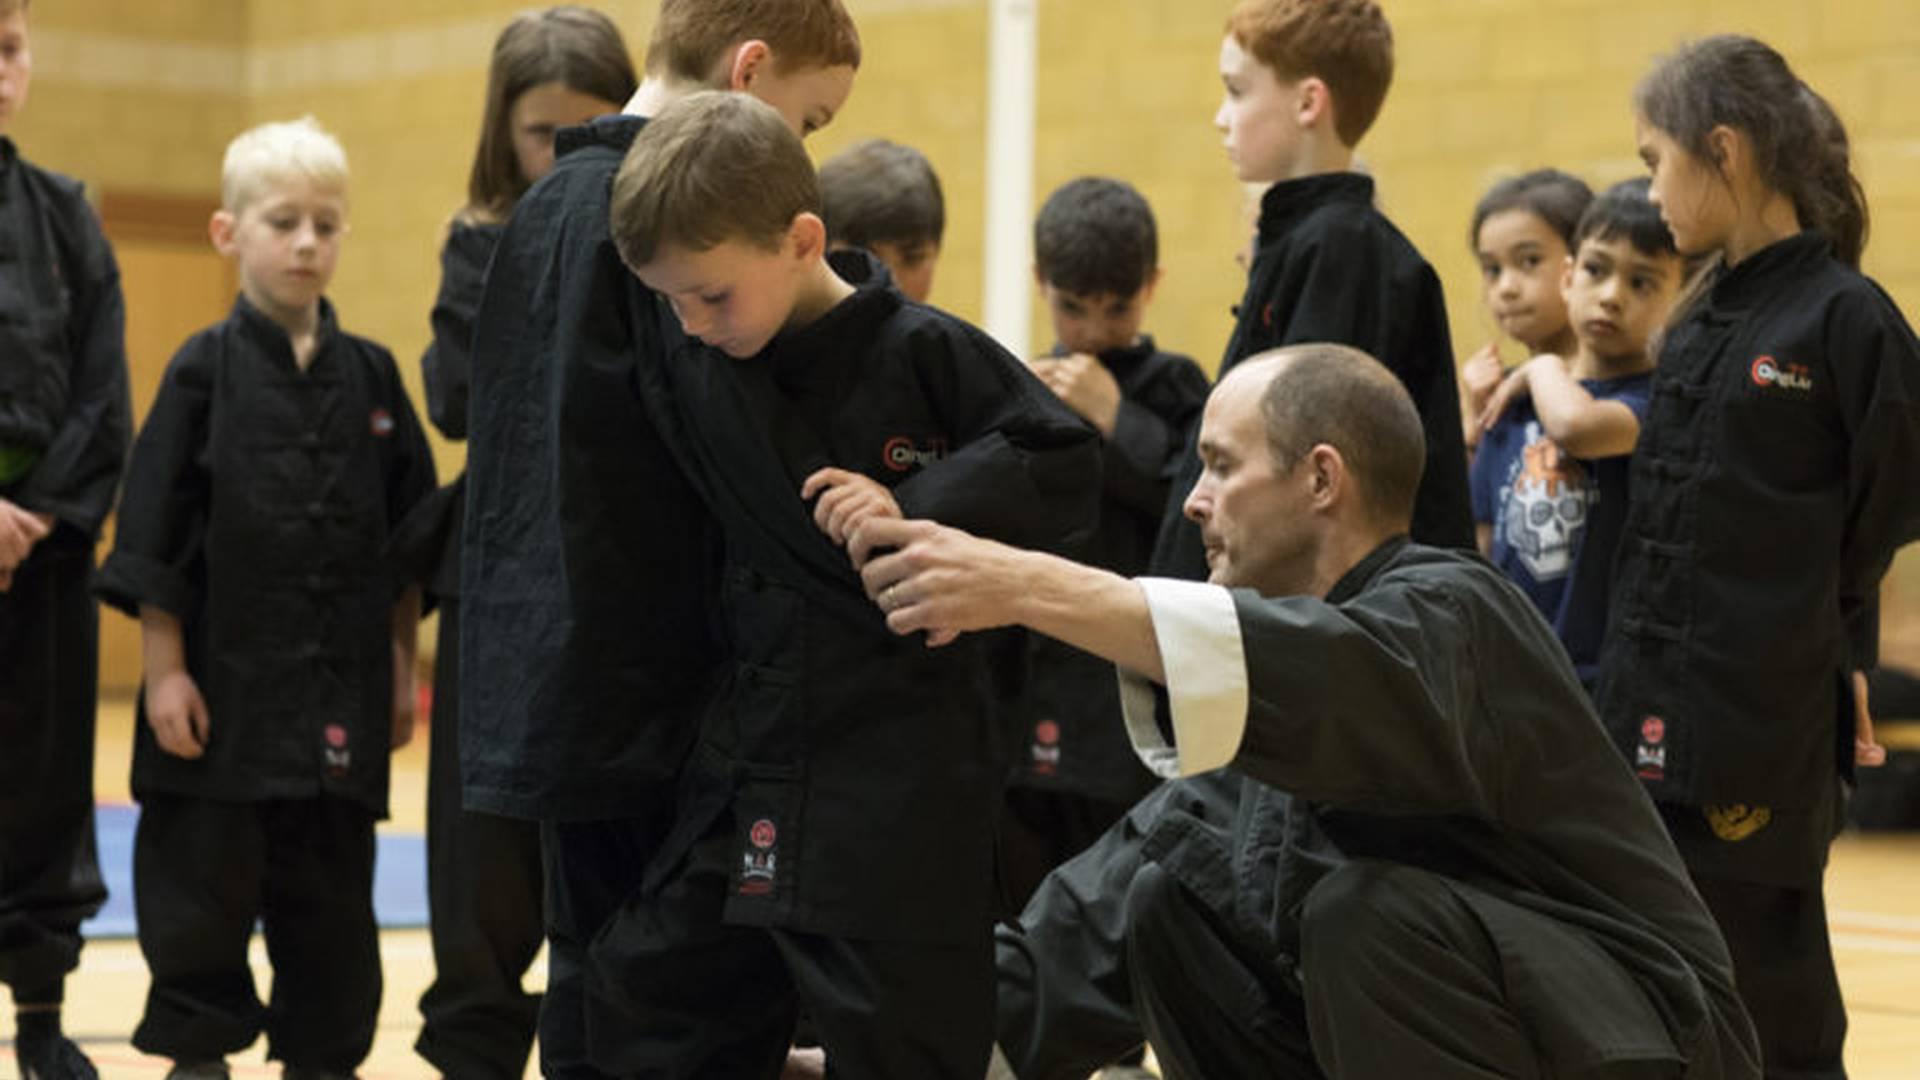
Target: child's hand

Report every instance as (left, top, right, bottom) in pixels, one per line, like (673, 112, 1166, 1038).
(145, 669, 211, 759)
(1853, 670, 1887, 767)
(1460, 342, 1506, 437)
(392, 639, 416, 750)
(1029, 354, 1121, 436)
(801, 468, 902, 547)
(1478, 353, 1559, 433)
(0, 499, 51, 572)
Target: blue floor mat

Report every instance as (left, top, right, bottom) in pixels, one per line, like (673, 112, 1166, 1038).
(82, 803, 429, 939)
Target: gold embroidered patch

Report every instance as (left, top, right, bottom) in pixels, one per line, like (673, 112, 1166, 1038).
(1704, 803, 1772, 842)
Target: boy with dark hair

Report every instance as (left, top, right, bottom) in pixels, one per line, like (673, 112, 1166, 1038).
(457, 2, 860, 1074)
(0, 2, 131, 1076)
(818, 137, 944, 302)
(996, 3, 1475, 1075)
(96, 116, 435, 1080)
(1472, 178, 1686, 689)
(1004, 177, 1208, 904)
(603, 91, 1099, 1078)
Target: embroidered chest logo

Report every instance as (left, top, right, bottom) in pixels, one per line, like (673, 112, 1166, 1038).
(1634, 714, 1666, 780)
(369, 407, 395, 437)
(882, 435, 948, 473)
(1030, 718, 1062, 776)
(739, 817, 779, 896)
(1749, 355, 1812, 393)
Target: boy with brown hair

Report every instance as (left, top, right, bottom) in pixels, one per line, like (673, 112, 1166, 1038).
(599, 91, 1098, 1078)
(817, 138, 945, 302)
(457, 2, 859, 1075)
(0, 2, 131, 1076)
(997, 3, 1474, 1076)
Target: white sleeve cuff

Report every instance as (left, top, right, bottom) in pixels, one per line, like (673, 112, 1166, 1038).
(1118, 577, 1249, 778)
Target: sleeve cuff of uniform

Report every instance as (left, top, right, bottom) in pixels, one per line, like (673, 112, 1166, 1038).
(1118, 577, 1248, 778)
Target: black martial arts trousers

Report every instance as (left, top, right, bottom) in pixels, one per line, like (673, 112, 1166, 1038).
(539, 809, 675, 1080)
(998, 785, 1138, 912)
(415, 598, 546, 1080)
(584, 822, 995, 1080)
(131, 794, 379, 1071)
(0, 533, 106, 1004)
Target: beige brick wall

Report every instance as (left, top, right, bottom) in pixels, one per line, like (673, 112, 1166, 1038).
(12, 0, 1920, 658)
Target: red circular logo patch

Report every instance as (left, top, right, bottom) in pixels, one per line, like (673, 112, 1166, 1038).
(370, 407, 395, 436)
(324, 723, 349, 749)
(1750, 356, 1776, 386)
(1035, 720, 1061, 746)
(749, 818, 777, 850)
(1641, 715, 1665, 745)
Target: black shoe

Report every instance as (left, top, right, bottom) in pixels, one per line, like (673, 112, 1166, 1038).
(14, 1033, 99, 1080)
(165, 1063, 231, 1080)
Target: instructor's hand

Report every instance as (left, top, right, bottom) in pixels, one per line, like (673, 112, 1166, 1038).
(850, 517, 1029, 647)
(146, 669, 211, 760)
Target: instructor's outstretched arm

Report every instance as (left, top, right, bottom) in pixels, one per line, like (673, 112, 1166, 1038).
(849, 517, 1164, 684)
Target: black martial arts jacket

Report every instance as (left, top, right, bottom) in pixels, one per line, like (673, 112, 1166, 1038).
(96, 296, 436, 817)
(460, 116, 724, 820)
(1126, 539, 1760, 1079)
(1150, 172, 1472, 576)
(636, 252, 1102, 943)
(0, 136, 130, 535)
(1597, 234, 1920, 814)
(391, 219, 501, 601)
(1015, 338, 1208, 803)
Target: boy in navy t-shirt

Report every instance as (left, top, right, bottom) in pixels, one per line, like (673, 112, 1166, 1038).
(1471, 178, 1687, 686)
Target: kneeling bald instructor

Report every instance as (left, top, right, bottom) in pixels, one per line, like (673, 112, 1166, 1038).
(849, 345, 1759, 1080)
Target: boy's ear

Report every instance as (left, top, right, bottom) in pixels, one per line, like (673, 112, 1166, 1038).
(1296, 76, 1332, 131)
(789, 212, 828, 261)
(208, 209, 237, 256)
(1139, 266, 1165, 305)
(728, 40, 772, 91)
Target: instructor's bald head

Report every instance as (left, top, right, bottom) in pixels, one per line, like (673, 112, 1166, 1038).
(1248, 343, 1425, 530)
(1185, 344, 1422, 591)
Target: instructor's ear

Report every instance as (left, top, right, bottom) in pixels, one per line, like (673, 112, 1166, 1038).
(1306, 443, 1345, 510)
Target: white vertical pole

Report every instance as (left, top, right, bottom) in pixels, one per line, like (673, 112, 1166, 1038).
(982, 0, 1037, 355)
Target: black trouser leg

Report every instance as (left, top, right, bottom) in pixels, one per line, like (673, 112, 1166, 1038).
(417, 599, 544, 1080)
(259, 797, 381, 1072)
(1692, 876, 1846, 1080)
(131, 797, 268, 1061)
(1297, 861, 1683, 1080)
(540, 812, 674, 1080)
(1125, 862, 1322, 1080)
(0, 538, 106, 997)
(995, 783, 1185, 1080)
(775, 929, 995, 1080)
(997, 786, 1135, 912)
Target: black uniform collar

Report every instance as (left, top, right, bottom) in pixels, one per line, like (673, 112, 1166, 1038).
(0, 136, 16, 178)
(1325, 534, 1411, 604)
(1256, 171, 1374, 248)
(1705, 232, 1830, 313)
(1050, 334, 1159, 365)
(760, 248, 902, 391)
(554, 113, 647, 160)
(232, 291, 340, 364)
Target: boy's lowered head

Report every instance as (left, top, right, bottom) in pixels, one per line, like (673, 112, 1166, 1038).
(1560, 177, 1686, 374)
(819, 138, 944, 302)
(1033, 177, 1161, 358)
(632, 0, 860, 140)
(1215, 0, 1392, 183)
(0, 0, 29, 134)
(210, 117, 349, 344)
(612, 91, 850, 360)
